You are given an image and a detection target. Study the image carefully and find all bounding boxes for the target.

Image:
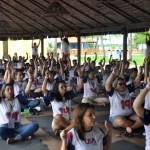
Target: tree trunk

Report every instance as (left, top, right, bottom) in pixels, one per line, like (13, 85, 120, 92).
(100, 35, 105, 57)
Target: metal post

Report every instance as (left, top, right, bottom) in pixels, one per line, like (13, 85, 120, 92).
(122, 27, 128, 62)
(77, 34, 81, 65)
(41, 36, 44, 56)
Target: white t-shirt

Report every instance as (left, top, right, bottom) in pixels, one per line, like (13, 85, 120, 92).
(13, 80, 27, 97)
(145, 45, 150, 57)
(126, 78, 139, 98)
(51, 99, 71, 121)
(109, 89, 132, 117)
(144, 91, 150, 150)
(46, 80, 56, 91)
(0, 98, 21, 126)
(32, 47, 38, 56)
(83, 78, 98, 98)
(62, 40, 69, 55)
(67, 127, 104, 150)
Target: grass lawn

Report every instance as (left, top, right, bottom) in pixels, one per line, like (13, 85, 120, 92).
(80, 54, 145, 66)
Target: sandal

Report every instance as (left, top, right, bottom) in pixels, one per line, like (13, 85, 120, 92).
(116, 132, 133, 138)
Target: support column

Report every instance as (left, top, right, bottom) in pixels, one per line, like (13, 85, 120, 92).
(77, 34, 81, 65)
(40, 37, 44, 56)
(122, 27, 128, 62)
(3, 40, 8, 56)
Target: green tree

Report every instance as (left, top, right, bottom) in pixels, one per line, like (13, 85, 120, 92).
(133, 32, 148, 46)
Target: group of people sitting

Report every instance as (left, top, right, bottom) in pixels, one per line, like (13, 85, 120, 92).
(0, 46, 150, 150)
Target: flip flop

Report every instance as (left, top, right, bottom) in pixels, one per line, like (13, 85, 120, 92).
(116, 132, 133, 138)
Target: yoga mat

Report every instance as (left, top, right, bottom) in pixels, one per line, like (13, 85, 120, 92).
(111, 140, 144, 150)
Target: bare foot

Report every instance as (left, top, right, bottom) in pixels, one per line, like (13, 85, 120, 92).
(126, 127, 132, 133)
(26, 136, 32, 140)
(6, 138, 19, 144)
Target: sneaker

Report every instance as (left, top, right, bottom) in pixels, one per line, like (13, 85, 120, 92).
(29, 108, 35, 115)
(33, 108, 40, 115)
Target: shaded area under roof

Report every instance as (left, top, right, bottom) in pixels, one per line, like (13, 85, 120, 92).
(57, 37, 96, 43)
(0, 0, 149, 40)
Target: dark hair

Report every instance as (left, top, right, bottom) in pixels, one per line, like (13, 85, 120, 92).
(131, 68, 138, 73)
(51, 80, 71, 102)
(71, 103, 95, 140)
(113, 77, 124, 88)
(0, 69, 5, 76)
(63, 38, 69, 45)
(87, 69, 95, 75)
(15, 69, 25, 77)
(2, 83, 14, 99)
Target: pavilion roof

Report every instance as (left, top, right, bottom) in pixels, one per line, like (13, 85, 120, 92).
(0, 0, 150, 40)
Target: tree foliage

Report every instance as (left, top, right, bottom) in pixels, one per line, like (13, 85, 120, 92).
(133, 32, 148, 46)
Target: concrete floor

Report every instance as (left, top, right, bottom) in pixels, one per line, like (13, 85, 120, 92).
(22, 94, 145, 150)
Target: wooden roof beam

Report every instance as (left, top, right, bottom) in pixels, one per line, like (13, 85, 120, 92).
(29, 0, 64, 30)
(1, 0, 43, 33)
(101, 1, 141, 23)
(14, 0, 53, 32)
(0, 5, 42, 33)
(34, 0, 76, 31)
(78, 0, 120, 25)
(1, 10, 29, 34)
(123, 0, 150, 16)
(43, 0, 93, 28)
(59, 15, 83, 29)
(60, 0, 106, 27)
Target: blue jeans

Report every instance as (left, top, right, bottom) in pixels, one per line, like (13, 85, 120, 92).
(17, 93, 40, 112)
(0, 122, 39, 140)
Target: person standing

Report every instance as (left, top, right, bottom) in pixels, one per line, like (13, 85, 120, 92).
(32, 38, 40, 59)
(59, 31, 69, 60)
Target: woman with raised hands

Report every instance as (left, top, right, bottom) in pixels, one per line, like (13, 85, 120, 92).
(105, 65, 143, 135)
(60, 103, 112, 150)
(0, 83, 39, 144)
(42, 68, 83, 137)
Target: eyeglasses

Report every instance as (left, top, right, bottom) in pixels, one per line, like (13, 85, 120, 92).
(117, 82, 126, 86)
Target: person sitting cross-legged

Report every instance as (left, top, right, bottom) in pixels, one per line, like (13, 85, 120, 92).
(105, 66, 143, 134)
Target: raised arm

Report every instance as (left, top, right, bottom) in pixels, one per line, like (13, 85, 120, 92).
(37, 39, 40, 47)
(102, 57, 106, 67)
(32, 38, 34, 47)
(133, 60, 137, 69)
(4, 62, 11, 84)
(134, 66, 143, 88)
(99, 60, 105, 76)
(109, 54, 112, 64)
(144, 58, 149, 84)
(105, 67, 118, 91)
(94, 52, 97, 62)
(23, 53, 28, 62)
(42, 70, 49, 95)
(66, 57, 71, 71)
(133, 77, 150, 117)
(33, 59, 38, 79)
(25, 72, 33, 95)
(84, 52, 87, 63)
(58, 59, 64, 77)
